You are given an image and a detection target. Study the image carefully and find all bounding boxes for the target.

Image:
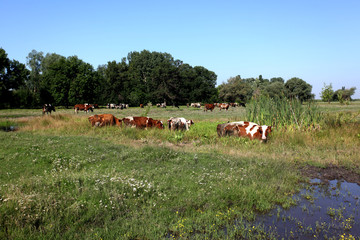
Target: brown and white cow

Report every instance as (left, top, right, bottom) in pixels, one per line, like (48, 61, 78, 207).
(74, 104, 93, 113)
(167, 117, 194, 131)
(122, 116, 164, 129)
(88, 114, 122, 127)
(204, 104, 215, 112)
(219, 103, 230, 111)
(217, 121, 272, 142)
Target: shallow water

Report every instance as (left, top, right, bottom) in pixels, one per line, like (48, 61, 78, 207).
(257, 179, 360, 239)
(0, 126, 17, 132)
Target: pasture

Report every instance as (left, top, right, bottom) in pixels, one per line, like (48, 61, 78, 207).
(0, 102, 360, 239)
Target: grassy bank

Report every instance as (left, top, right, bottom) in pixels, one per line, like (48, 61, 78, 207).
(0, 103, 359, 239)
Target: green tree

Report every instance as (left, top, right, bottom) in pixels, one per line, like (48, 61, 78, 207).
(218, 75, 253, 103)
(26, 50, 44, 94)
(0, 48, 30, 108)
(284, 77, 313, 103)
(320, 83, 334, 104)
(333, 87, 356, 101)
(265, 81, 285, 99)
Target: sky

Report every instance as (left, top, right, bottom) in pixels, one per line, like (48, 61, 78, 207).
(1, 0, 360, 99)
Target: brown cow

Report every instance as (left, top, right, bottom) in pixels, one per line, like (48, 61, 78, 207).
(217, 121, 271, 142)
(88, 114, 122, 127)
(122, 116, 164, 129)
(74, 104, 93, 113)
(204, 104, 215, 112)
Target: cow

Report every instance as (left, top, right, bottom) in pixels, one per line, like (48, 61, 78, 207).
(107, 103, 115, 109)
(140, 104, 144, 108)
(217, 121, 272, 142)
(191, 103, 201, 108)
(88, 114, 122, 127)
(156, 103, 166, 108)
(204, 104, 215, 112)
(167, 117, 194, 131)
(122, 116, 164, 129)
(74, 104, 93, 113)
(42, 104, 55, 115)
(219, 103, 230, 111)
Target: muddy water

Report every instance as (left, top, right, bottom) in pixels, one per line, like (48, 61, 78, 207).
(257, 179, 360, 239)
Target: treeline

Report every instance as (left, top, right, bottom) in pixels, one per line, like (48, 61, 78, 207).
(218, 75, 314, 104)
(2, 47, 356, 109)
(1, 48, 217, 108)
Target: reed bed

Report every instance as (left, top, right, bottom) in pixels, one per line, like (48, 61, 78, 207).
(246, 96, 323, 130)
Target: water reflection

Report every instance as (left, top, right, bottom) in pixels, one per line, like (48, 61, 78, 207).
(257, 179, 360, 239)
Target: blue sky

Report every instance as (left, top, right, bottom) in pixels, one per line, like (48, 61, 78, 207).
(1, 0, 359, 99)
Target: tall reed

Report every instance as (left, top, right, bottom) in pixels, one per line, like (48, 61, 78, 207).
(246, 96, 323, 130)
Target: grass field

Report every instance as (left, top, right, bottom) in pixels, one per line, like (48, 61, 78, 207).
(0, 102, 359, 239)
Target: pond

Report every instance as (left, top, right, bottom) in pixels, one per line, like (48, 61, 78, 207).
(256, 179, 360, 239)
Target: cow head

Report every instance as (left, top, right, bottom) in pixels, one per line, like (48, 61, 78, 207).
(155, 120, 164, 129)
(187, 119, 194, 127)
(259, 125, 272, 142)
(115, 117, 122, 127)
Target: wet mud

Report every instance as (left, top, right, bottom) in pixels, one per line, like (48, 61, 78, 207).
(300, 164, 360, 185)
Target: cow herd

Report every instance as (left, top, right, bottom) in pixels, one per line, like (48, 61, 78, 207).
(42, 103, 271, 142)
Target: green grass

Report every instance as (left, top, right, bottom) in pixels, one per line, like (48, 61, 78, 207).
(0, 103, 360, 239)
(0, 132, 298, 239)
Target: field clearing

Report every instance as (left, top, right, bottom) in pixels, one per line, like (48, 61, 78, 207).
(1, 102, 360, 239)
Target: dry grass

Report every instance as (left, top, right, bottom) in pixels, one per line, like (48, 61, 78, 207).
(12, 110, 360, 173)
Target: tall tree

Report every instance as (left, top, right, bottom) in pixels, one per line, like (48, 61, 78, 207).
(26, 50, 44, 94)
(0, 48, 30, 108)
(265, 81, 285, 98)
(218, 75, 253, 103)
(284, 77, 313, 103)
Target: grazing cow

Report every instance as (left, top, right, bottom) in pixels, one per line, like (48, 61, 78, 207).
(74, 104, 93, 113)
(156, 103, 166, 108)
(140, 104, 144, 108)
(167, 117, 194, 131)
(204, 104, 215, 112)
(239, 102, 246, 107)
(122, 116, 164, 129)
(191, 103, 201, 108)
(219, 103, 230, 111)
(107, 103, 116, 109)
(217, 121, 272, 142)
(88, 114, 122, 127)
(42, 104, 55, 115)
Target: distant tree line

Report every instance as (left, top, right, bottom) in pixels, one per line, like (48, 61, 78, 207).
(217, 75, 314, 103)
(3, 47, 346, 109)
(1, 48, 217, 108)
(320, 83, 356, 104)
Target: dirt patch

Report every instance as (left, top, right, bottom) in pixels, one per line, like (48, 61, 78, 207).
(299, 164, 360, 185)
